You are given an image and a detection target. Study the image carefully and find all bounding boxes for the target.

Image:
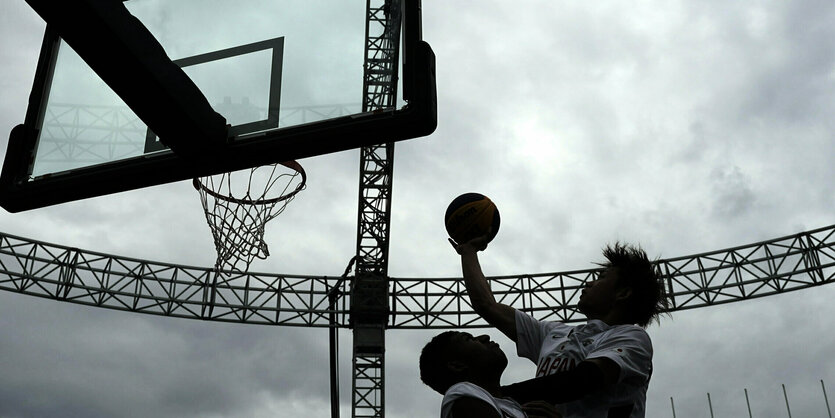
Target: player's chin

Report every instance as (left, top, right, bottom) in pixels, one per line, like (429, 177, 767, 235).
(576, 300, 591, 316)
(496, 350, 509, 369)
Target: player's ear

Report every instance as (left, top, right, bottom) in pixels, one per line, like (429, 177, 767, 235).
(615, 287, 632, 302)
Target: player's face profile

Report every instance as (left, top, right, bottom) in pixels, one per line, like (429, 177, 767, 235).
(577, 268, 621, 318)
(449, 332, 508, 371)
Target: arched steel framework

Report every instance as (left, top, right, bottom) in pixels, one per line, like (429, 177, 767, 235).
(33, 102, 361, 166)
(2, 224, 833, 328)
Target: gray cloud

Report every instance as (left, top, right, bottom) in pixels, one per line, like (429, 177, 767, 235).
(0, 292, 333, 418)
(709, 165, 757, 219)
(1, 0, 834, 417)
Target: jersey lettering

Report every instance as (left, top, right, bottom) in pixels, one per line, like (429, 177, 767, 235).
(535, 357, 551, 376)
(535, 356, 576, 377)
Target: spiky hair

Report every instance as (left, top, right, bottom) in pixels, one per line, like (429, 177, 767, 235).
(600, 242, 670, 327)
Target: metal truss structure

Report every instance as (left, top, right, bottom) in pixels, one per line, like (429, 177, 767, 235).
(35, 103, 148, 164)
(2, 224, 833, 329)
(33, 102, 361, 166)
(351, 0, 402, 416)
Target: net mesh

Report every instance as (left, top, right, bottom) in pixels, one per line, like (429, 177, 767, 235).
(194, 161, 307, 272)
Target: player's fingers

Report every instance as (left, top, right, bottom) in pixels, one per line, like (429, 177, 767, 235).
(475, 227, 494, 250)
(463, 240, 487, 252)
(462, 232, 490, 251)
(473, 236, 489, 251)
(448, 238, 461, 253)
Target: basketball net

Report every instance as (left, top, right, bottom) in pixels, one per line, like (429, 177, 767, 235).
(193, 161, 307, 272)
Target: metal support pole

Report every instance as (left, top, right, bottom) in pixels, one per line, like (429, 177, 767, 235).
(745, 388, 753, 418)
(707, 392, 714, 418)
(823, 380, 832, 418)
(782, 384, 792, 418)
(329, 291, 340, 418)
(670, 397, 676, 418)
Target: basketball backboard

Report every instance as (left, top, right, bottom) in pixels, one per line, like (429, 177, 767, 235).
(1, 0, 435, 212)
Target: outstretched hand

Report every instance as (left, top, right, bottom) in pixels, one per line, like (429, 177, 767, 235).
(448, 228, 493, 254)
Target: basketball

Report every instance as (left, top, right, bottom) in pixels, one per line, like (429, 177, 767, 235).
(444, 193, 500, 244)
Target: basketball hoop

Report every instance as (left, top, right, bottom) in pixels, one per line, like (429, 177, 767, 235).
(193, 161, 307, 272)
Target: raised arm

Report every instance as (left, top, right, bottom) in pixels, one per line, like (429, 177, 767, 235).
(452, 239, 517, 342)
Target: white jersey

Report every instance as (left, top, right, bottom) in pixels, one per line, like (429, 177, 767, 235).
(441, 382, 526, 418)
(515, 310, 653, 418)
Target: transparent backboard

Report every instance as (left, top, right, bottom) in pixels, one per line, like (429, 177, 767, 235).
(1, 0, 436, 212)
(35, 0, 371, 176)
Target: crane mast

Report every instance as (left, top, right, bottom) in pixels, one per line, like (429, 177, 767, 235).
(351, 1, 401, 416)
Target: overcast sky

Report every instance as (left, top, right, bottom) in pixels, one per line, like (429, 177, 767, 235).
(1, 1, 834, 417)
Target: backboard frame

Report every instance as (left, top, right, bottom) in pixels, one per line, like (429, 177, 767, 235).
(0, 0, 436, 213)
(145, 37, 286, 153)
